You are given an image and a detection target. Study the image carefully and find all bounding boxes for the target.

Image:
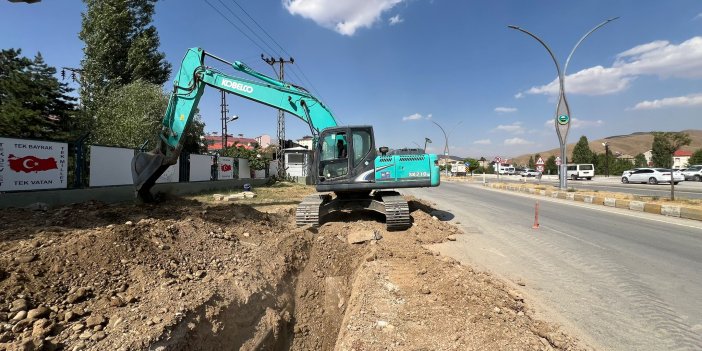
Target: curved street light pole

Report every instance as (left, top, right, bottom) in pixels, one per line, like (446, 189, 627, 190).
(431, 120, 449, 177)
(508, 17, 618, 189)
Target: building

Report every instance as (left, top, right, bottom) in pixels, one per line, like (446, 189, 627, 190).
(437, 156, 464, 167)
(255, 134, 272, 148)
(203, 134, 257, 151)
(672, 149, 692, 169)
(296, 136, 314, 150)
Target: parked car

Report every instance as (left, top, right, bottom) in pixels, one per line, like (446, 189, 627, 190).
(681, 165, 702, 181)
(621, 168, 684, 185)
(566, 164, 595, 180)
(622, 168, 642, 177)
(521, 168, 540, 177)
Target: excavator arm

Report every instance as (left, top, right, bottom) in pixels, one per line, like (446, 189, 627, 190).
(132, 47, 337, 201)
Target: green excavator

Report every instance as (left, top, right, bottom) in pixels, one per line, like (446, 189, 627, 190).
(132, 48, 440, 229)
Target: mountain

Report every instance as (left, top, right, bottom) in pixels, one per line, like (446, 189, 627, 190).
(511, 130, 702, 166)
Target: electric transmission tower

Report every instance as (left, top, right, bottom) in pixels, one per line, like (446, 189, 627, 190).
(261, 55, 294, 178)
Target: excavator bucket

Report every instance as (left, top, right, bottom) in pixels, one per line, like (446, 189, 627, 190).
(132, 150, 169, 203)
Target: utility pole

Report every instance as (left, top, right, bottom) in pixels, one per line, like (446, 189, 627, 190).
(262, 55, 294, 178)
(221, 91, 229, 152)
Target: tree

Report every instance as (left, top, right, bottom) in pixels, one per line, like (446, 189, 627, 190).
(651, 132, 691, 168)
(688, 149, 702, 166)
(463, 158, 479, 173)
(651, 131, 691, 200)
(527, 156, 535, 169)
(92, 80, 166, 148)
(0, 49, 77, 140)
(545, 155, 557, 175)
(634, 153, 647, 167)
(221, 144, 272, 170)
(571, 136, 593, 164)
(79, 0, 170, 116)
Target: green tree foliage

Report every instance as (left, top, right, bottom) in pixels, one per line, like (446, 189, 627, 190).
(92, 81, 166, 148)
(688, 149, 702, 166)
(0, 49, 77, 140)
(463, 158, 479, 172)
(527, 155, 534, 169)
(651, 132, 691, 168)
(79, 0, 170, 116)
(634, 153, 647, 167)
(545, 155, 557, 174)
(571, 136, 593, 164)
(221, 144, 272, 170)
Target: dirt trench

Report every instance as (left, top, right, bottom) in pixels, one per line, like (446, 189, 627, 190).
(0, 183, 592, 351)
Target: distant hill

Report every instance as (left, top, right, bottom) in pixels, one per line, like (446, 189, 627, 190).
(511, 130, 702, 166)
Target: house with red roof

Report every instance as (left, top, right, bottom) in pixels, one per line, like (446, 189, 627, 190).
(673, 149, 693, 169)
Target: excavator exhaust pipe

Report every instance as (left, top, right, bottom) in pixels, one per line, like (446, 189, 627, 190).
(132, 150, 169, 203)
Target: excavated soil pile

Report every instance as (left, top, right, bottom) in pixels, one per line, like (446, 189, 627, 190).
(0, 183, 591, 350)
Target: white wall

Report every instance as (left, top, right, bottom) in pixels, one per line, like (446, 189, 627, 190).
(89, 146, 134, 187)
(156, 160, 179, 183)
(189, 154, 212, 181)
(238, 158, 250, 179)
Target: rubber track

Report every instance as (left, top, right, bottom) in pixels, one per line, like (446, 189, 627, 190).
(381, 193, 411, 230)
(295, 193, 327, 227)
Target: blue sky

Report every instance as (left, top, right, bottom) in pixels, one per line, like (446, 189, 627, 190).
(2, 0, 701, 158)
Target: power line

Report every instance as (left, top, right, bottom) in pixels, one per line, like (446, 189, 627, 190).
(216, 0, 280, 58)
(229, 0, 327, 102)
(203, 0, 272, 56)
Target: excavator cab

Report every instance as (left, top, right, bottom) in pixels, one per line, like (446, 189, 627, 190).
(316, 126, 376, 190)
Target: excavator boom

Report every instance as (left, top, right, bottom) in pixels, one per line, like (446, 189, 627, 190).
(132, 48, 337, 201)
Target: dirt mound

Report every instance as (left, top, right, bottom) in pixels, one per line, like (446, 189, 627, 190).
(0, 184, 591, 350)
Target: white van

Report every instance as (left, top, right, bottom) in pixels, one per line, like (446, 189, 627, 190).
(566, 164, 595, 180)
(498, 166, 515, 175)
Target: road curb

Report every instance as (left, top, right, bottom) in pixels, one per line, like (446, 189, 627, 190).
(483, 183, 701, 223)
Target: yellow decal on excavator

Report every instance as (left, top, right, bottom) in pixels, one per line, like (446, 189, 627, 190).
(180, 114, 185, 121)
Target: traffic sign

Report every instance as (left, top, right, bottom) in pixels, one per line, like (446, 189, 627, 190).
(557, 114, 570, 125)
(555, 156, 562, 166)
(536, 165, 544, 172)
(494, 156, 502, 164)
(536, 157, 544, 165)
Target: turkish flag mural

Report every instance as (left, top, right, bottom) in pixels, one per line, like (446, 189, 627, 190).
(0, 138, 68, 191)
(218, 157, 235, 180)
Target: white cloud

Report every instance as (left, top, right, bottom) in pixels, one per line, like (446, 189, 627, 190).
(494, 122, 524, 134)
(630, 93, 702, 110)
(524, 66, 634, 96)
(514, 92, 524, 99)
(402, 112, 431, 121)
(473, 139, 491, 145)
(504, 137, 533, 145)
(695, 13, 702, 20)
(388, 14, 403, 25)
(521, 36, 702, 96)
(284, 0, 404, 36)
(494, 107, 517, 113)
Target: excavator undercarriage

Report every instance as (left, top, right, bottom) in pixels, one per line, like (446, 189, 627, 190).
(295, 191, 411, 230)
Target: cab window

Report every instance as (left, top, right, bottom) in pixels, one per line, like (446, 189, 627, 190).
(352, 130, 371, 167)
(319, 132, 348, 178)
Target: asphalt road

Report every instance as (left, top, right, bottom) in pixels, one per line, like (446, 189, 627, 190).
(404, 182, 702, 351)
(494, 176, 702, 199)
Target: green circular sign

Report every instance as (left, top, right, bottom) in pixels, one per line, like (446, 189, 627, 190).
(557, 114, 570, 125)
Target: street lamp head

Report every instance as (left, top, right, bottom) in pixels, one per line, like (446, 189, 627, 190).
(228, 115, 239, 122)
(602, 142, 608, 147)
(507, 25, 520, 30)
